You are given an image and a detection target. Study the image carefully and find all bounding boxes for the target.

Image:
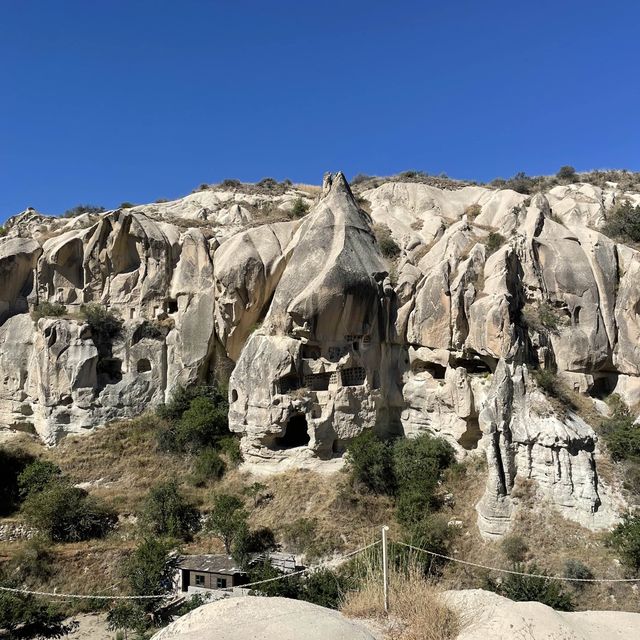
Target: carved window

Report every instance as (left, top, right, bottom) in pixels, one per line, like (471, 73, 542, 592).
(340, 367, 366, 387)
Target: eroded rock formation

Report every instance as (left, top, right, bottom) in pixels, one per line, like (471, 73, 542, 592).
(2, 172, 640, 537)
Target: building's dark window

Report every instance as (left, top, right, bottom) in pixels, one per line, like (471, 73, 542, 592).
(216, 577, 227, 588)
(195, 574, 205, 586)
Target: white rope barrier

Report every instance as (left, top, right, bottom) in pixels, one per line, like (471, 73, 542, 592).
(0, 540, 381, 600)
(396, 541, 640, 583)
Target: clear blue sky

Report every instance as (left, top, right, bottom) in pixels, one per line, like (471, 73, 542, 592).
(1, 0, 639, 221)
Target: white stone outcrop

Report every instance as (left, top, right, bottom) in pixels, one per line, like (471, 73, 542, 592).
(2, 172, 640, 535)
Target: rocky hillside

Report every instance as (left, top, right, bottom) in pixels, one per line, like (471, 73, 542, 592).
(2, 171, 640, 540)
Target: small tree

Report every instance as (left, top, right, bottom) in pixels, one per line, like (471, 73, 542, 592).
(609, 514, 640, 570)
(301, 569, 350, 609)
(0, 448, 35, 516)
(62, 204, 105, 218)
(501, 535, 528, 563)
(191, 448, 226, 486)
(81, 304, 123, 348)
(18, 460, 62, 498)
(140, 481, 200, 540)
(373, 224, 401, 259)
(31, 302, 67, 322)
(106, 603, 147, 640)
(243, 482, 267, 508)
(485, 232, 505, 256)
(603, 201, 640, 242)
(175, 396, 228, 452)
(556, 166, 577, 180)
(290, 197, 310, 218)
(0, 588, 75, 640)
(22, 482, 116, 542)
(600, 400, 640, 462)
(207, 494, 248, 553)
(345, 431, 395, 495)
(563, 559, 594, 589)
(123, 538, 176, 613)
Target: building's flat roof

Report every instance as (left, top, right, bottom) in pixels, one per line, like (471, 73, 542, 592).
(177, 554, 245, 575)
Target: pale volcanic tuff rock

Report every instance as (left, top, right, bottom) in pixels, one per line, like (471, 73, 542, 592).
(1, 173, 640, 536)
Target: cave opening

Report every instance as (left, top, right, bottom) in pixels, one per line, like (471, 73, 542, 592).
(137, 358, 152, 373)
(276, 414, 310, 448)
(458, 417, 482, 450)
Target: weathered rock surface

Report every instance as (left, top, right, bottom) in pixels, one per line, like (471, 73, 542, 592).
(2, 173, 640, 536)
(446, 589, 640, 640)
(150, 596, 377, 640)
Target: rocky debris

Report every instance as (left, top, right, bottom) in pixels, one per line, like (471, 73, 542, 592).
(446, 589, 640, 639)
(2, 173, 640, 535)
(0, 522, 36, 541)
(150, 596, 377, 640)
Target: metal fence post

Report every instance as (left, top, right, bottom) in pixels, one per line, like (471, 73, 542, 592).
(382, 525, 389, 613)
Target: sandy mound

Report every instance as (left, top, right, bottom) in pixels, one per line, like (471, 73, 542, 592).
(151, 596, 376, 640)
(446, 589, 640, 639)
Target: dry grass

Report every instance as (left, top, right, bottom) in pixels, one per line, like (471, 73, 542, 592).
(438, 457, 640, 613)
(215, 468, 397, 558)
(293, 183, 321, 196)
(342, 564, 461, 640)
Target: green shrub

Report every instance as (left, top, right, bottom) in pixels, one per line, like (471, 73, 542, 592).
(485, 232, 505, 256)
(532, 368, 559, 395)
(218, 435, 243, 466)
(609, 514, 640, 570)
(134, 320, 166, 341)
(563, 559, 594, 588)
(345, 431, 395, 495)
(232, 525, 277, 567)
(244, 481, 268, 508)
(62, 204, 105, 218)
(373, 224, 401, 259)
(247, 560, 302, 599)
(0, 448, 35, 516)
(600, 399, 640, 462)
(18, 460, 62, 498)
(257, 178, 278, 190)
(393, 435, 455, 527)
(106, 603, 147, 637)
(556, 164, 578, 182)
(405, 512, 457, 556)
(220, 178, 241, 189)
(0, 225, 6, 237)
(157, 384, 227, 423)
(501, 535, 528, 563)
(281, 517, 318, 555)
(0, 587, 73, 639)
(486, 563, 574, 611)
(191, 448, 226, 486)
(7, 538, 54, 585)
(122, 537, 176, 613)
(523, 301, 567, 333)
(464, 204, 482, 219)
(140, 481, 200, 540)
(119, 202, 135, 209)
(290, 197, 310, 218)
(603, 201, 640, 242)
(556, 166, 577, 181)
(31, 301, 67, 321)
(503, 172, 538, 195)
(22, 482, 117, 542)
(167, 395, 229, 453)
(81, 304, 123, 345)
(301, 569, 351, 609)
